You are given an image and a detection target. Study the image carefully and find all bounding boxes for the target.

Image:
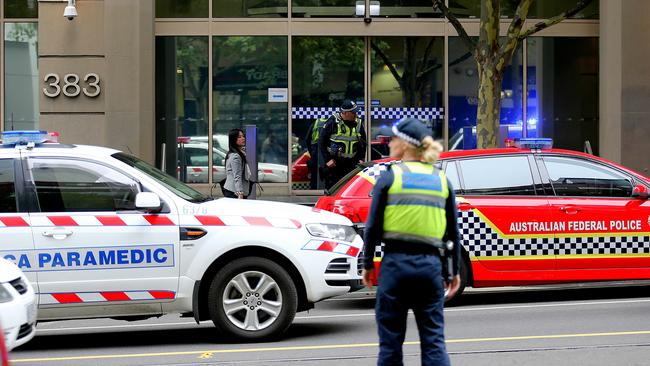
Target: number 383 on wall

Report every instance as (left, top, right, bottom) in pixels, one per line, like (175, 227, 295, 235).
(43, 73, 101, 98)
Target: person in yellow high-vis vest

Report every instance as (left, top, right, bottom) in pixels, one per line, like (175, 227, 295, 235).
(318, 99, 367, 189)
(362, 118, 461, 366)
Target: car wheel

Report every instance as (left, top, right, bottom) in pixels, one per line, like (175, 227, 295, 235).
(207, 257, 297, 340)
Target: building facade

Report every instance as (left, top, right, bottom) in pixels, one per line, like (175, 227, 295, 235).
(1, 0, 646, 197)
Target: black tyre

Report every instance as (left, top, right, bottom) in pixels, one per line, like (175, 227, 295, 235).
(207, 257, 298, 340)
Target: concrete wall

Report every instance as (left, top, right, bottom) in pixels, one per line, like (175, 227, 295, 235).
(600, 0, 650, 176)
(38, 0, 155, 162)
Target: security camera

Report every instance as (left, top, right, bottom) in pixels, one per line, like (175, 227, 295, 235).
(63, 0, 77, 20)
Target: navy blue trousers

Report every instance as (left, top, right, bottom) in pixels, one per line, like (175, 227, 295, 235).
(375, 252, 450, 366)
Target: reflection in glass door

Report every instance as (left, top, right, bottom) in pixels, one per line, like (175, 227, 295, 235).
(370, 36, 444, 159)
(291, 37, 364, 190)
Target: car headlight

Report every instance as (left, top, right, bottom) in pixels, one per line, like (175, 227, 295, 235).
(0, 285, 13, 303)
(306, 224, 358, 243)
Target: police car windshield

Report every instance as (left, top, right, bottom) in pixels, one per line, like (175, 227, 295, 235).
(112, 152, 211, 203)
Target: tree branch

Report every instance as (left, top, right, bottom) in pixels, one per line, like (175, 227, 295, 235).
(481, 0, 500, 53)
(498, 0, 533, 72)
(370, 41, 402, 85)
(518, 0, 595, 40)
(432, 0, 475, 52)
(416, 51, 473, 79)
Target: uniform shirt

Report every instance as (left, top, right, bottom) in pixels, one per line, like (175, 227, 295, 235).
(318, 114, 367, 164)
(362, 164, 461, 275)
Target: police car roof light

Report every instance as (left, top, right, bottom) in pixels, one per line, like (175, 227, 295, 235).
(512, 138, 553, 150)
(1, 130, 49, 146)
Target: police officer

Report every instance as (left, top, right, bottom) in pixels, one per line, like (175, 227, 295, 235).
(304, 117, 328, 189)
(318, 99, 367, 189)
(362, 118, 461, 366)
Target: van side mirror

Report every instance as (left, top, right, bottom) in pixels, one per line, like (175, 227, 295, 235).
(135, 192, 162, 212)
(632, 184, 649, 200)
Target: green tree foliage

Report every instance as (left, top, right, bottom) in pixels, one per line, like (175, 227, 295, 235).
(433, 0, 594, 148)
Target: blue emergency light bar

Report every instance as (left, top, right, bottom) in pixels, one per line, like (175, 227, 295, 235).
(1, 130, 49, 146)
(512, 138, 553, 150)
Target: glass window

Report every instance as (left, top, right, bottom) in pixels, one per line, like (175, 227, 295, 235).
(291, 36, 363, 190)
(113, 153, 209, 203)
(155, 36, 209, 183)
(459, 155, 536, 195)
(448, 0, 597, 19)
(370, 36, 444, 154)
(0, 160, 17, 213)
(448, 37, 523, 150)
(29, 159, 140, 212)
(213, 0, 287, 17)
(213, 36, 288, 183)
(443, 161, 461, 193)
(4, 0, 38, 18)
(4, 23, 38, 131)
(155, 0, 209, 18)
(292, 0, 358, 18)
(527, 37, 598, 153)
(542, 156, 633, 198)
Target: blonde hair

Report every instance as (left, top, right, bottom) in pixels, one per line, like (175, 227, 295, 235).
(420, 136, 443, 163)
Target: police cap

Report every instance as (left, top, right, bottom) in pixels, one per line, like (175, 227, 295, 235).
(340, 99, 360, 113)
(391, 118, 430, 147)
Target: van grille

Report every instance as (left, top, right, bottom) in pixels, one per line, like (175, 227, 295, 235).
(9, 278, 27, 295)
(325, 258, 350, 274)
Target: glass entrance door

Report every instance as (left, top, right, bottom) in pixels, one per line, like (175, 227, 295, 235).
(290, 35, 445, 191)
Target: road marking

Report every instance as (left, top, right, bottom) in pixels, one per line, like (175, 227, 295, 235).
(34, 298, 650, 333)
(12, 330, 650, 363)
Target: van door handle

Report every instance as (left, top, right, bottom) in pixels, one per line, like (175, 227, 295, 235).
(558, 205, 581, 215)
(42, 229, 73, 240)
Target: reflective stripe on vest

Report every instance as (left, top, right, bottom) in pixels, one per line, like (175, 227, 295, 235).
(383, 162, 449, 247)
(310, 118, 328, 145)
(330, 116, 362, 158)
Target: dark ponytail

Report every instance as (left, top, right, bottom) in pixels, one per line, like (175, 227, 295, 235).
(226, 128, 247, 170)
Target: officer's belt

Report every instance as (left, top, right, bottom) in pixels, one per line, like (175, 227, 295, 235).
(383, 233, 445, 249)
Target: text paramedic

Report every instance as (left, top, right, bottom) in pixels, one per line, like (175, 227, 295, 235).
(4, 247, 169, 270)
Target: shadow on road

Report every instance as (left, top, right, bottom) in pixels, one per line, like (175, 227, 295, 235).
(449, 283, 650, 307)
(17, 321, 358, 353)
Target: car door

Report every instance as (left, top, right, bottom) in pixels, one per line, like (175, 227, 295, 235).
(0, 154, 37, 287)
(23, 155, 180, 317)
(539, 154, 650, 278)
(454, 154, 556, 284)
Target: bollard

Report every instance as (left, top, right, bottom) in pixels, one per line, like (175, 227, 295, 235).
(245, 125, 258, 199)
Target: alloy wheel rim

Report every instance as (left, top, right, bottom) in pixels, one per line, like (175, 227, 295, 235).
(222, 270, 282, 331)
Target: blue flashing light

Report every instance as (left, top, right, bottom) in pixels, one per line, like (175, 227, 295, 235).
(513, 137, 553, 150)
(1, 130, 48, 146)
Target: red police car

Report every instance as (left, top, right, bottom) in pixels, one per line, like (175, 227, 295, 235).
(315, 139, 650, 298)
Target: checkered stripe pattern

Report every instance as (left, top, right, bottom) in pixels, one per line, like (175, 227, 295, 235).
(372, 107, 444, 120)
(458, 210, 554, 257)
(363, 209, 650, 259)
(292, 182, 311, 190)
(556, 235, 650, 256)
(291, 107, 445, 120)
(459, 210, 650, 257)
(360, 161, 397, 181)
(292, 107, 361, 119)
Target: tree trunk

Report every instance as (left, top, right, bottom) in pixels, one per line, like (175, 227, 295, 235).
(476, 64, 503, 149)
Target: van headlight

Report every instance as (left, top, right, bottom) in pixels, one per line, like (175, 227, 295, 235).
(306, 224, 358, 243)
(0, 285, 13, 303)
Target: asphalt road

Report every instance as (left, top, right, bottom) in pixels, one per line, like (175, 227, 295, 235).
(10, 284, 650, 366)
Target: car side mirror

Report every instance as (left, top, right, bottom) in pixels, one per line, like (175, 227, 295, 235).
(632, 184, 649, 200)
(135, 192, 162, 212)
